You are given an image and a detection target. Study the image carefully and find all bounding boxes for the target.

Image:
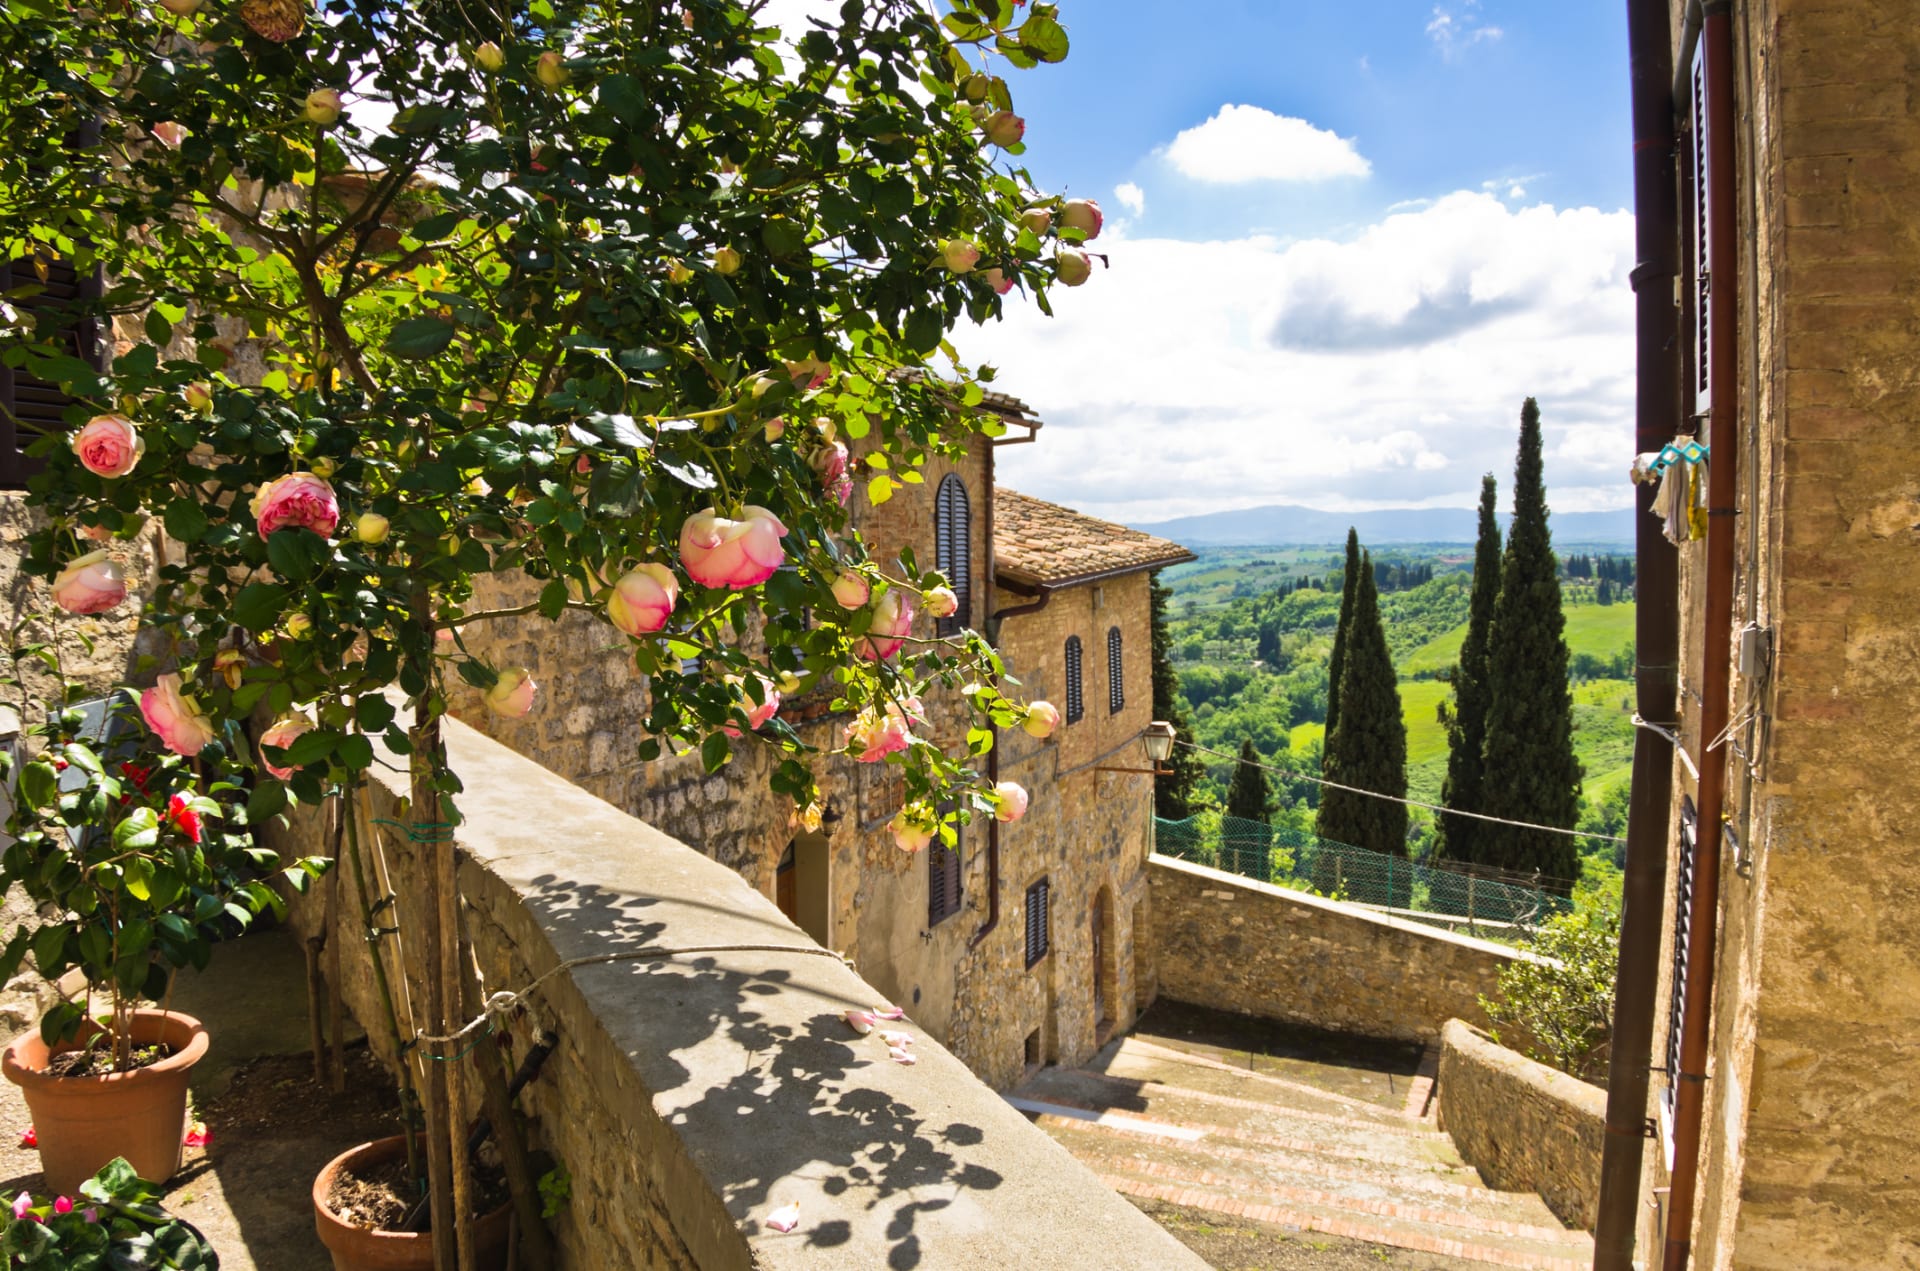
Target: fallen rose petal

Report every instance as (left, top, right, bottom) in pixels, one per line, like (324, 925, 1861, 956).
(766, 1200, 801, 1233)
(887, 1047, 918, 1066)
(17, 1127, 33, 1148)
(878, 1030, 913, 1047)
(872, 1005, 905, 1021)
(183, 1122, 210, 1148)
(845, 1009, 876, 1036)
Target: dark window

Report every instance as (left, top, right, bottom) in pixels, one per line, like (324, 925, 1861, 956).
(1683, 43, 1713, 419)
(1, 254, 101, 490)
(1024, 876, 1051, 968)
(1663, 796, 1699, 1133)
(1063, 636, 1084, 724)
(933, 473, 971, 635)
(928, 822, 963, 926)
(1107, 626, 1124, 715)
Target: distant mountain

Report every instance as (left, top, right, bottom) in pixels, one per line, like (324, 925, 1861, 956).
(1135, 503, 1635, 547)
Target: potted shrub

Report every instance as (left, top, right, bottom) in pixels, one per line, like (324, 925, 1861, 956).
(0, 686, 324, 1193)
(2, 1155, 220, 1269)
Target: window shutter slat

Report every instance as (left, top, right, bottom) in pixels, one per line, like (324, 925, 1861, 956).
(934, 475, 970, 636)
(1064, 637, 1084, 724)
(1107, 626, 1124, 715)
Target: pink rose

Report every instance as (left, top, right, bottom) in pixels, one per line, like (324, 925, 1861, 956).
(811, 441, 848, 485)
(258, 716, 312, 779)
(485, 669, 537, 718)
(722, 675, 782, 738)
(831, 570, 870, 609)
(141, 673, 218, 757)
(51, 551, 127, 615)
(1055, 248, 1092, 287)
(856, 589, 914, 661)
(10, 1192, 31, 1222)
(152, 121, 188, 148)
(70, 414, 144, 477)
(849, 697, 922, 763)
(940, 239, 980, 275)
(982, 267, 1015, 296)
(607, 563, 679, 636)
(536, 51, 571, 88)
(303, 88, 343, 126)
(678, 506, 788, 590)
(784, 356, 831, 390)
(251, 472, 340, 538)
(888, 806, 937, 854)
(1023, 700, 1060, 739)
(1020, 207, 1053, 235)
(994, 781, 1030, 823)
(981, 111, 1025, 148)
(764, 416, 786, 441)
(182, 382, 213, 414)
(922, 585, 958, 619)
(1062, 198, 1103, 240)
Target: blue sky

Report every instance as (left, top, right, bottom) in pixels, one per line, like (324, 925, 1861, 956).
(943, 1, 1642, 525)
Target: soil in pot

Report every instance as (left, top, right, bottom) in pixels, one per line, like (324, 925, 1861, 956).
(44, 1040, 175, 1079)
(327, 1147, 511, 1231)
(313, 1135, 512, 1271)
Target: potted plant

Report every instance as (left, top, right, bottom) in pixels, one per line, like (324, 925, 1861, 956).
(2, 1155, 220, 1269)
(0, 682, 323, 1194)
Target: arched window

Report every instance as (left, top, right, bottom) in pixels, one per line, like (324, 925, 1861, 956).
(1064, 635, 1084, 724)
(1107, 626, 1124, 715)
(933, 474, 970, 635)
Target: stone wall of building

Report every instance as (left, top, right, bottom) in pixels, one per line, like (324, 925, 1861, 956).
(1437, 1019, 1605, 1231)
(277, 711, 1207, 1271)
(1149, 855, 1522, 1044)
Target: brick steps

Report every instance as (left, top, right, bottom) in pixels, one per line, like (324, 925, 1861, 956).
(1096, 1035, 1425, 1125)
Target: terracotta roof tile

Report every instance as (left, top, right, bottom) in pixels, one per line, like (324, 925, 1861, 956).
(993, 489, 1195, 589)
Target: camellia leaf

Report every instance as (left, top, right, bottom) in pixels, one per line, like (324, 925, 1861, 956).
(385, 316, 457, 359)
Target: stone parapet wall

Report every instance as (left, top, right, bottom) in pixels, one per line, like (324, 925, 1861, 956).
(1436, 1019, 1604, 1231)
(279, 711, 1204, 1270)
(1148, 855, 1523, 1044)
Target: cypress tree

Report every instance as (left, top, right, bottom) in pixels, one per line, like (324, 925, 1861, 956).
(1226, 738, 1269, 823)
(1325, 527, 1361, 735)
(1317, 552, 1408, 856)
(1438, 474, 1501, 862)
(1149, 571, 1206, 820)
(1478, 398, 1583, 887)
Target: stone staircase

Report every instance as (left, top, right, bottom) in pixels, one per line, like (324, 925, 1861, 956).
(1010, 1006, 1594, 1270)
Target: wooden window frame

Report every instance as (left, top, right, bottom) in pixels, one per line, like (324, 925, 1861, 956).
(1, 254, 103, 490)
(1024, 876, 1051, 968)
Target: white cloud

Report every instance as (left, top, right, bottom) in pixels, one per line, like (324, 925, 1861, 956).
(959, 192, 1635, 524)
(1163, 105, 1371, 184)
(1427, 4, 1503, 58)
(1114, 182, 1146, 216)
(1508, 184, 1527, 199)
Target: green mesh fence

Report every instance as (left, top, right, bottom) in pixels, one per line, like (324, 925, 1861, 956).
(1154, 814, 1573, 932)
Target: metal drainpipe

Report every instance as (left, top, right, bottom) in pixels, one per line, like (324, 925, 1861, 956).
(1592, 0, 1683, 1261)
(971, 436, 1001, 950)
(1663, 3, 1739, 1267)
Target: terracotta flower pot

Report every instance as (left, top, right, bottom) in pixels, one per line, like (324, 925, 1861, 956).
(1, 1008, 208, 1195)
(313, 1135, 512, 1271)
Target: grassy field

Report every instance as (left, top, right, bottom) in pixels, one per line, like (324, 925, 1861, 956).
(1400, 600, 1636, 678)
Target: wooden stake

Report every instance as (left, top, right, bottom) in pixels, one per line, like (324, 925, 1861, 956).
(411, 711, 459, 1271)
(460, 919, 556, 1271)
(327, 794, 346, 1092)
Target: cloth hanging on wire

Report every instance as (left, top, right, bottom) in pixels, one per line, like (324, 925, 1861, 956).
(1636, 438, 1709, 545)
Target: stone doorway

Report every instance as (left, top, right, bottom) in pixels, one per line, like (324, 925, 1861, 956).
(1092, 886, 1117, 1043)
(777, 833, 833, 948)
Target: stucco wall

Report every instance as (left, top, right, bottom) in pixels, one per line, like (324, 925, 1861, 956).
(277, 711, 1205, 1271)
(1148, 855, 1522, 1044)
(1437, 1019, 1604, 1231)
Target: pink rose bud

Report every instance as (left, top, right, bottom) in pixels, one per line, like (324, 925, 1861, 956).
(141, 673, 218, 757)
(152, 121, 188, 148)
(71, 413, 144, 477)
(889, 806, 937, 854)
(536, 51, 570, 88)
(1020, 206, 1053, 235)
(474, 41, 505, 72)
(722, 675, 782, 738)
(161, 0, 204, 13)
(1023, 700, 1060, 738)
(214, 648, 246, 690)
(51, 1197, 72, 1216)
(940, 238, 980, 275)
(182, 382, 213, 414)
(678, 506, 788, 590)
(831, 571, 870, 609)
(981, 110, 1025, 148)
(1061, 198, 1104, 239)
(303, 88, 342, 126)
(811, 441, 849, 495)
(1055, 247, 1092, 287)
(353, 512, 389, 544)
(485, 668, 538, 718)
(10, 1193, 29, 1221)
(308, 455, 338, 480)
(667, 259, 695, 284)
(50, 551, 126, 615)
(922, 585, 959, 619)
(982, 267, 1014, 296)
(994, 781, 1030, 823)
(258, 716, 312, 779)
(785, 356, 831, 389)
(763, 416, 786, 441)
(856, 589, 915, 661)
(250, 472, 340, 538)
(606, 563, 679, 636)
(283, 613, 313, 640)
(712, 246, 742, 275)
(848, 698, 919, 762)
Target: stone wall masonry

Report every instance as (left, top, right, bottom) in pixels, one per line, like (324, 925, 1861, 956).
(278, 711, 1206, 1271)
(1437, 1019, 1605, 1231)
(1149, 855, 1524, 1045)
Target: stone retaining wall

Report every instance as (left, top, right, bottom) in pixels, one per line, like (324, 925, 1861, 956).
(278, 712, 1204, 1271)
(1437, 1018, 1604, 1230)
(1148, 855, 1525, 1043)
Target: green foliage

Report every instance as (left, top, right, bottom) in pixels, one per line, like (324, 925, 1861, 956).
(1317, 552, 1407, 855)
(1, 1156, 219, 1269)
(537, 1162, 573, 1220)
(1480, 904, 1619, 1082)
(1225, 738, 1269, 823)
(1325, 528, 1361, 734)
(1438, 474, 1501, 862)
(1150, 572, 1205, 819)
(1477, 400, 1582, 886)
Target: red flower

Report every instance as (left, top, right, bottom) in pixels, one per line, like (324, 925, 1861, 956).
(18, 1126, 35, 1149)
(183, 1122, 210, 1148)
(166, 793, 204, 845)
(120, 763, 152, 791)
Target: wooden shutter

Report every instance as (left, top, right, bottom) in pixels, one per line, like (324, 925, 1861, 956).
(927, 825, 963, 926)
(1024, 876, 1050, 968)
(1107, 626, 1124, 715)
(933, 474, 971, 636)
(1064, 636, 1084, 723)
(1685, 48, 1713, 420)
(1, 255, 99, 489)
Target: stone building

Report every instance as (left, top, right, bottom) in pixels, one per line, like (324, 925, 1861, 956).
(1621, 2, 1920, 1267)
(442, 391, 1193, 1089)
